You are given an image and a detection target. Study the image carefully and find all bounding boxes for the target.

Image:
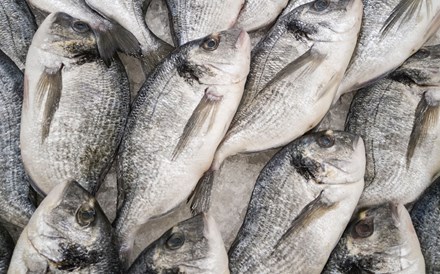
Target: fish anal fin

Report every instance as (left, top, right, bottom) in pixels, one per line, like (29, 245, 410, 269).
(188, 170, 215, 216)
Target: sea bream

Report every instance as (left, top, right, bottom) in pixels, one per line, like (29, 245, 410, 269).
(234, 0, 289, 32)
(20, 12, 130, 195)
(228, 130, 366, 273)
(114, 29, 251, 263)
(0, 223, 14, 273)
(345, 44, 440, 207)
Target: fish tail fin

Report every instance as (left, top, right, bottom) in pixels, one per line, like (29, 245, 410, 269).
(188, 170, 216, 215)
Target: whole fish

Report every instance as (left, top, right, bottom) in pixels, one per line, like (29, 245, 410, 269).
(128, 213, 229, 274)
(27, 0, 140, 65)
(345, 44, 440, 207)
(8, 181, 121, 273)
(0, 0, 37, 70)
(336, 0, 440, 98)
(0, 50, 35, 229)
(166, 0, 244, 45)
(228, 130, 366, 274)
(84, 0, 173, 73)
(191, 0, 363, 213)
(114, 29, 251, 263)
(0, 224, 14, 273)
(323, 203, 425, 274)
(20, 12, 130, 195)
(235, 0, 289, 32)
(411, 177, 440, 273)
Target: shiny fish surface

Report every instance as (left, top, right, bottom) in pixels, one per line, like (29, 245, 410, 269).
(235, 0, 289, 32)
(0, 224, 13, 273)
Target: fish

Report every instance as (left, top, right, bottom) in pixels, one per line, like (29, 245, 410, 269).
(8, 181, 121, 273)
(165, 0, 244, 45)
(228, 130, 366, 273)
(0, 50, 36, 229)
(0, 223, 14, 273)
(0, 0, 37, 70)
(336, 0, 440, 98)
(128, 213, 229, 274)
(20, 12, 130, 196)
(113, 28, 251, 264)
(234, 0, 289, 32)
(345, 44, 440, 207)
(410, 177, 440, 273)
(27, 0, 141, 65)
(323, 203, 425, 274)
(191, 0, 363, 213)
(84, 0, 173, 73)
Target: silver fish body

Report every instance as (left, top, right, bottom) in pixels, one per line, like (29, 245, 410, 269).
(323, 203, 425, 274)
(0, 0, 37, 70)
(411, 177, 440, 273)
(20, 12, 130, 196)
(27, 0, 140, 65)
(229, 130, 366, 274)
(336, 0, 440, 97)
(8, 181, 121, 273)
(114, 29, 250, 261)
(166, 0, 244, 45)
(345, 44, 440, 207)
(0, 224, 13, 273)
(235, 0, 289, 32)
(128, 213, 229, 274)
(85, 0, 173, 73)
(0, 50, 35, 229)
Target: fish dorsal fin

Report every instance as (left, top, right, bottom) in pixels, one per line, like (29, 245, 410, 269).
(381, 0, 432, 37)
(406, 88, 440, 166)
(36, 66, 63, 142)
(172, 87, 222, 160)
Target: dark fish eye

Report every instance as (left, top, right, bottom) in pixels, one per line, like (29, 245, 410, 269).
(202, 37, 219, 51)
(72, 21, 90, 33)
(413, 48, 430, 59)
(166, 231, 185, 250)
(313, 0, 330, 12)
(317, 134, 335, 148)
(76, 203, 96, 227)
(351, 218, 374, 238)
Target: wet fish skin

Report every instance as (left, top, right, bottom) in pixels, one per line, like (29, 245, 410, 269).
(235, 0, 289, 32)
(128, 213, 229, 274)
(345, 44, 440, 207)
(0, 223, 14, 273)
(336, 0, 440, 98)
(0, 50, 36, 229)
(114, 29, 250, 263)
(229, 130, 366, 274)
(27, 0, 141, 65)
(323, 203, 425, 274)
(410, 177, 440, 273)
(0, 0, 37, 70)
(85, 0, 173, 73)
(8, 181, 121, 273)
(166, 0, 244, 45)
(20, 12, 130, 196)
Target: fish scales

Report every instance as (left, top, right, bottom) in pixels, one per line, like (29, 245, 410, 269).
(235, 0, 289, 32)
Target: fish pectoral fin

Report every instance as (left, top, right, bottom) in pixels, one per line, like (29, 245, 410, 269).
(188, 170, 216, 216)
(36, 66, 63, 142)
(406, 88, 440, 165)
(381, 0, 431, 37)
(171, 87, 222, 160)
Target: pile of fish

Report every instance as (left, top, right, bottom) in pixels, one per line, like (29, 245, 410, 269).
(1, 0, 440, 273)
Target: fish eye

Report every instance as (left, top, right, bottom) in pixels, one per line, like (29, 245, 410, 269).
(317, 134, 335, 148)
(351, 218, 374, 238)
(313, 0, 330, 12)
(413, 48, 430, 59)
(72, 21, 90, 33)
(202, 37, 219, 51)
(76, 203, 96, 227)
(166, 231, 185, 250)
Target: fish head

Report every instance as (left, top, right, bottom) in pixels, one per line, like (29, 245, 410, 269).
(290, 130, 365, 184)
(136, 213, 228, 273)
(392, 44, 440, 86)
(284, 0, 362, 42)
(324, 203, 423, 273)
(26, 181, 115, 271)
(181, 29, 251, 85)
(35, 12, 99, 60)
